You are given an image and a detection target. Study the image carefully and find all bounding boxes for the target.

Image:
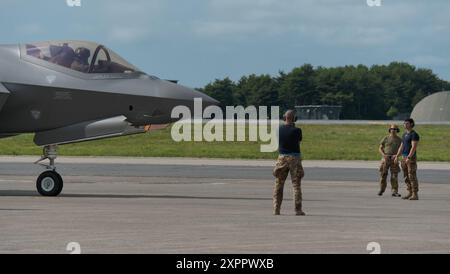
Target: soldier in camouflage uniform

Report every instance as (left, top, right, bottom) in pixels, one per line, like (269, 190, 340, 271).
(378, 124, 402, 197)
(395, 118, 420, 200)
(273, 110, 305, 216)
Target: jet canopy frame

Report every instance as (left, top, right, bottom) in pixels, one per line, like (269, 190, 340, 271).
(20, 40, 145, 79)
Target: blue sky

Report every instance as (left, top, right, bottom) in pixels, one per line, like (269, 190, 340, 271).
(1, 0, 450, 88)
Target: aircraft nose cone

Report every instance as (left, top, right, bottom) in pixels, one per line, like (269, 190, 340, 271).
(192, 89, 220, 106)
(161, 81, 219, 106)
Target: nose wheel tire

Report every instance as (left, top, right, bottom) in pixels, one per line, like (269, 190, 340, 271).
(36, 171, 63, 196)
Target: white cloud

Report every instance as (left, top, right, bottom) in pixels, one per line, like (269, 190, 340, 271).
(108, 27, 150, 43)
(3, 0, 450, 86)
(194, 20, 286, 37)
(410, 55, 449, 68)
(15, 23, 45, 36)
(100, 0, 166, 43)
(192, 0, 424, 47)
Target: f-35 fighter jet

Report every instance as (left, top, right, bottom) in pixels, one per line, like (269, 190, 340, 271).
(0, 40, 218, 196)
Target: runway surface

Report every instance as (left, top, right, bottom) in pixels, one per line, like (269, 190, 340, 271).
(0, 157, 449, 254)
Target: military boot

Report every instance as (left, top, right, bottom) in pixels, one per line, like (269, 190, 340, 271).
(274, 208, 281, 215)
(392, 192, 401, 197)
(294, 200, 305, 216)
(409, 192, 419, 200)
(378, 190, 384, 196)
(402, 192, 412, 200)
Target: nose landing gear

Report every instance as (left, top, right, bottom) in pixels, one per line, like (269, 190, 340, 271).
(34, 145, 63, 196)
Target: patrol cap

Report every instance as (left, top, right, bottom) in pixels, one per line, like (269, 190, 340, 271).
(389, 124, 400, 132)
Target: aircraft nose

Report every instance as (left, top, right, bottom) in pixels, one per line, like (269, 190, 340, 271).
(192, 89, 220, 106)
(161, 81, 220, 107)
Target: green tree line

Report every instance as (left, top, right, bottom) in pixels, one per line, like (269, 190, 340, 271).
(198, 62, 450, 119)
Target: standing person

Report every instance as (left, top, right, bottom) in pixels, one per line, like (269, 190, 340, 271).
(273, 110, 305, 216)
(378, 124, 402, 197)
(394, 118, 420, 200)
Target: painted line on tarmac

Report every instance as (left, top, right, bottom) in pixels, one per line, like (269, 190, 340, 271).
(0, 156, 449, 170)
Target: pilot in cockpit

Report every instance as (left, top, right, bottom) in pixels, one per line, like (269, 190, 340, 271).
(26, 44, 49, 61)
(26, 45, 42, 58)
(49, 43, 75, 68)
(71, 47, 91, 73)
(25, 41, 138, 74)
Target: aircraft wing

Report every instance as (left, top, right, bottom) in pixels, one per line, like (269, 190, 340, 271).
(34, 115, 168, 146)
(0, 83, 9, 112)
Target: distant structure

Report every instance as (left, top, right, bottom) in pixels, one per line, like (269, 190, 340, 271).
(411, 91, 450, 122)
(295, 105, 342, 120)
(393, 113, 411, 121)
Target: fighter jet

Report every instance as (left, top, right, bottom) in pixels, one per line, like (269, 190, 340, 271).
(0, 40, 218, 196)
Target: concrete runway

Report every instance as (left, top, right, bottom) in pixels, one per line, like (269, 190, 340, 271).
(0, 157, 449, 254)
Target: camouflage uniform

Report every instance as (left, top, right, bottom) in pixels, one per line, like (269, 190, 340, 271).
(379, 156, 400, 194)
(273, 155, 305, 215)
(401, 156, 419, 195)
(379, 135, 402, 195)
(400, 129, 420, 200)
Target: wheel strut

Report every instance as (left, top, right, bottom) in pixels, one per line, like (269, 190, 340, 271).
(34, 145, 63, 196)
(34, 145, 58, 170)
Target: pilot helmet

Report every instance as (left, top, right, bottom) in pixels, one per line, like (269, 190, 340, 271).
(75, 47, 91, 60)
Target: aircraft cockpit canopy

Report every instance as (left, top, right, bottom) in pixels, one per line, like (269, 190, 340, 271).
(24, 41, 140, 74)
